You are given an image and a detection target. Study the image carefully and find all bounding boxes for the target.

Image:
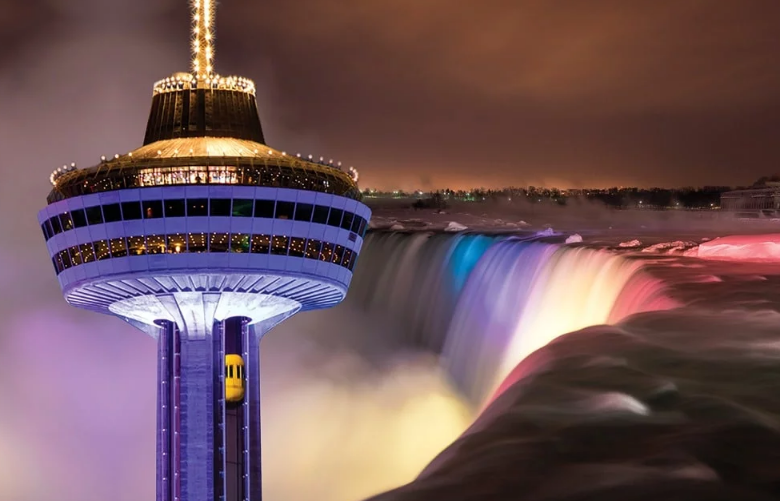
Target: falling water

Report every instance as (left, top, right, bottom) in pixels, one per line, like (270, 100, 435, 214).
(349, 232, 677, 405)
(349, 232, 501, 351)
(443, 241, 677, 405)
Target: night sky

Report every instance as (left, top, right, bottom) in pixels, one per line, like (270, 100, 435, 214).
(3, 1, 780, 191)
(5, 0, 780, 191)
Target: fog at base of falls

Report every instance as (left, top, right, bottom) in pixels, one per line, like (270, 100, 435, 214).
(260, 306, 474, 501)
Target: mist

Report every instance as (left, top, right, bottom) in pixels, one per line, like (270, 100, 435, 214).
(367, 197, 780, 240)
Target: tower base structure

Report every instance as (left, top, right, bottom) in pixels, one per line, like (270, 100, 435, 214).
(126, 288, 302, 501)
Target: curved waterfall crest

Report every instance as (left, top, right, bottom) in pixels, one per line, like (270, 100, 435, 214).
(352, 232, 676, 404)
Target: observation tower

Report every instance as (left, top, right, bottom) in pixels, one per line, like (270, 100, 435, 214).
(36, 1, 370, 500)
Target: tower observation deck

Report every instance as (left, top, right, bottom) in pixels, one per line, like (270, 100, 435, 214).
(36, 1, 370, 500)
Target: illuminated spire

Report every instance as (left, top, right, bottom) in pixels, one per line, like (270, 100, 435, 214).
(192, 0, 214, 85)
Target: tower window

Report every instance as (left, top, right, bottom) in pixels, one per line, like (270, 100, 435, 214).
(294, 203, 313, 222)
(232, 199, 253, 217)
(79, 242, 96, 263)
(50, 216, 63, 234)
(68, 246, 83, 266)
(230, 234, 250, 253)
(94, 240, 111, 260)
(305, 239, 322, 260)
(270, 236, 290, 255)
(327, 208, 343, 227)
(167, 234, 186, 254)
(127, 236, 147, 255)
(288, 237, 306, 257)
(102, 203, 122, 223)
(59, 213, 74, 231)
(187, 199, 208, 217)
(275, 201, 295, 220)
(164, 199, 186, 217)
(340, 212, 354, 231)
(85, 206, 104, 225)
(210, 198, 231, 216)
(146, 235, 167, 254)
(320, 243, 334, 262)
(143, 200, 164, 219)
(58, 249, 72, 269)
(332, 245, 345, 265)
(210, 233, 230, 252)
(250, 234, 270, 254)
(350, 215, 362, 234)
(188, 233, 207, 252)
(121, 201, 143, 220)
(254, 200, 275, 218)
(109, 238, 128, 258)
(312, 205, 330, 224)
(342, 249, 354, 269)
(71, 209, 88, 228)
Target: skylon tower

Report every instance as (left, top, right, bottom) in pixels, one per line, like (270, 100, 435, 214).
(36, 1, 370, 499)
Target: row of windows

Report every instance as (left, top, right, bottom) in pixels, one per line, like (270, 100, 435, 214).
(48, 163, 361, 203)
(51, 232, 359, 275)
(41, 198, 369, 242)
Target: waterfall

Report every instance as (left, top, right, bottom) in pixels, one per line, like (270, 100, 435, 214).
(349, 232, 676, 404)
(349, 232, 501, 351)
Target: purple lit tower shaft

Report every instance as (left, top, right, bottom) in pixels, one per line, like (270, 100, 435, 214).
(154, 313, 290, 501)
(36, 1, 370, 500)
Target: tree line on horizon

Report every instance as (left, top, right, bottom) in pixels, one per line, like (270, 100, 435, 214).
(367, 175, 778, 210)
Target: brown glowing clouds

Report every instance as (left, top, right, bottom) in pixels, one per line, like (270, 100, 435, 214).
(4, 0, 780, 190)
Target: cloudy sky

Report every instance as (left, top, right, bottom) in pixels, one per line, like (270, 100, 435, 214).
(3, 0, 780, 191)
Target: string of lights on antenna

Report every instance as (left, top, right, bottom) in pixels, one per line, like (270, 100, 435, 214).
(152, 0, 255, 95)
(192, 0, 214, 81)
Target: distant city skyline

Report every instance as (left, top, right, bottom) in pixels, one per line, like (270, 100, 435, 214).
(3, 1, 780, 192)
(360, 180, 767, 194)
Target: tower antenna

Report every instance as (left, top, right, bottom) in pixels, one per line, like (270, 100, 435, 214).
(192, 0, 215, 84)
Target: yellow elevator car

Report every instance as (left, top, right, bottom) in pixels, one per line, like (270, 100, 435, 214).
(225, 354, 245, 403)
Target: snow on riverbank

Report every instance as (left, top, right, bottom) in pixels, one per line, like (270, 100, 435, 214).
(685, 234, 780, 262)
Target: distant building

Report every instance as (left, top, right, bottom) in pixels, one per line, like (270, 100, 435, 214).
(720, 182, 780, 217)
